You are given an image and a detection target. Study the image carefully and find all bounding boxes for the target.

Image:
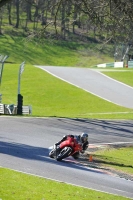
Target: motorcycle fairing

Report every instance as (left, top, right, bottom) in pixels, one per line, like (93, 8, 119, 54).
(59, 136, 75, 149)
(59, 136, 82, 153)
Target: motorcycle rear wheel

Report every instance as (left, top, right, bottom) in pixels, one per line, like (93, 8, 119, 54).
(56, 147, 72, 161)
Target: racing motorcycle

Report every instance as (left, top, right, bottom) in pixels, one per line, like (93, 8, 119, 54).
(49, 136, 83, 161)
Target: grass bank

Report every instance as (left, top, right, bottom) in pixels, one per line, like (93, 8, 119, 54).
(103, 70, 133, 87)
(0, 167, 129, 200)
(92, 147, 133, 175)
(0, 35, 114, 67)
(1, 64, 133, 119)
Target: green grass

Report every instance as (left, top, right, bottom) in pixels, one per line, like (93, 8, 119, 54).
(0, 167, 129, 200)
(0, 35, 133, 199)
(1, 64, 133, 119)
(0, 35, 114, 67)
(93, 147, 133, 175)
(103, 70, 133, 87)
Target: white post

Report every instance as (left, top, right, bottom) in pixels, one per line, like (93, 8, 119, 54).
(18, 67, 21, 95)
(17, 61, 25, 95)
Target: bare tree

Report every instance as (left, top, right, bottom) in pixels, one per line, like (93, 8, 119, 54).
(0, 0, 133, 43)
(7, 1, 12, 25)
(15, 0, 20, 28)
(0, 0, 12, 8)
(0, 7, 3, 34)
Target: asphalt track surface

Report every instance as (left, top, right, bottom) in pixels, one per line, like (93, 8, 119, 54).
(1, 67, 133, 199)
(35, 66, 133, 109)
(0, 117, 133, 199)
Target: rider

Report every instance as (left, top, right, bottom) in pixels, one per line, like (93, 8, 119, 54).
(55, 132, 89, 159)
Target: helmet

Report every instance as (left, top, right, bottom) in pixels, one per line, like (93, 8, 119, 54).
(81, 133, 88, 143)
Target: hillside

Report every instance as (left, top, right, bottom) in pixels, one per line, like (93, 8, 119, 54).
(0, 35, 114, 67)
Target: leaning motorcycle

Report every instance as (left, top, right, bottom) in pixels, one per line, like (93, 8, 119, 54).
(49, 136, 82, 161)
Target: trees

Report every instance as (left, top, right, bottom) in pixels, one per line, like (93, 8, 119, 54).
(0, 0, 133, 43)
(43, 0, 133, 43)
(0, 0, 11, 8)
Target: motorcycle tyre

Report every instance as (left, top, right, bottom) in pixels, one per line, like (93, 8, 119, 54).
(49, 149, 55, 158)
(56, 147, 72, 161)
(72, 152, 80, 159)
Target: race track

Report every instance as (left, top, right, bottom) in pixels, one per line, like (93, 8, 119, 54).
(0, 117, 133, 199)
(35, 66, 133, 109)
(1, 66, 133, 199)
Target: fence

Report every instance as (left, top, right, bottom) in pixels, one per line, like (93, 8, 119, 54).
(97, 62, 124, 68)
(0, 104, 32, 115)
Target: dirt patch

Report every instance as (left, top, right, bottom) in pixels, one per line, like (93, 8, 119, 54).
(79, 143, 133, 181)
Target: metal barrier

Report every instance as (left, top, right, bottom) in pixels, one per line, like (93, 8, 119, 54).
(0, 55, 9, 106)
(4, 104, 15, 114)
(0, 55, 9, 85)
(0, 104, 32, 115)
(0, 103, 4, 114)
(0, 94, 2, 103)
(22, 105, 32, 115)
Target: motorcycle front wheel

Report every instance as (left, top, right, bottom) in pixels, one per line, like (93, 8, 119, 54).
(56, 147, 72, 161)
(49, 149, 55, 158)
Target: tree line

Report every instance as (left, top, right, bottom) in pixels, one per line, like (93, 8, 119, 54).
(0, 0, 133, 43)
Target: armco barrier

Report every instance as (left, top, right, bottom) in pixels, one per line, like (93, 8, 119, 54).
(128, 61, 133, 68)
(0, 103, 4, 114)
(97, 61, 123, 68)
(0, 104, 32, 115)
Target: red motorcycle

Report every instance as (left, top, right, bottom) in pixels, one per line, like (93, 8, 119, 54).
(49, 136, 83, 161)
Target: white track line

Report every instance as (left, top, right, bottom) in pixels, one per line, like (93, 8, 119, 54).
(1, 166, 131, 199)
(90, 141, 133, 146)
(96, 70, 133, 90)
(35, 66, 115, 104)
(79, 112, 133, 115)
(35, 66, 133, 108)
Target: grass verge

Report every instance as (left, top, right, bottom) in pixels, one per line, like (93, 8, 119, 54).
(92, 147, 133, 175)
(0, 167, 130, 200)
(103, 70, 133, 87)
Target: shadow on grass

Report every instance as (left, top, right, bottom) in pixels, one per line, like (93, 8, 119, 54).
(94, 155, 133, 169)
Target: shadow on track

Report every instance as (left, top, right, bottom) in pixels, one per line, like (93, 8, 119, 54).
(57, 118, 133, 139)
(30, 117, 133, 141)
(0, 141, 105, 175)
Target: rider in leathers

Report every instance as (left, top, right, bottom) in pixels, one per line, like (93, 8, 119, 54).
(55, 133, 89, 159)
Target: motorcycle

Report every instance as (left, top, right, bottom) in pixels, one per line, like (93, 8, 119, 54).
(49, 136, 83, 161)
